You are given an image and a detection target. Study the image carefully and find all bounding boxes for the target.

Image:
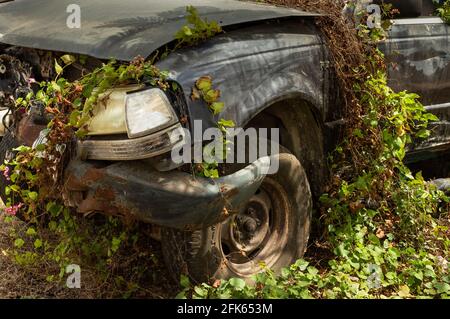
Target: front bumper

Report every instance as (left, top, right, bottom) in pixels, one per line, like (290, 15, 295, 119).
(63, 157, 271, 230)
(5, 115, 271, 230)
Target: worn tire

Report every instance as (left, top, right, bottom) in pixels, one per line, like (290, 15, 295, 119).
(161, 149, 312, 284)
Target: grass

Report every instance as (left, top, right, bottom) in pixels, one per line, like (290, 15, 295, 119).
(0, 200, 175, 299)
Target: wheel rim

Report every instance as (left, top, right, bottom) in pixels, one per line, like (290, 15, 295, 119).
(219, 178, 290, 277)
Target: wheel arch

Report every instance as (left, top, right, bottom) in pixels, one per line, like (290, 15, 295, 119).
(244, 94, 329, 199)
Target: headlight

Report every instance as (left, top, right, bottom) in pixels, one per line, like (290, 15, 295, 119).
(87, 85, 143, 136)
(125, 88, 178, 139)
(79, 86, 186, 161)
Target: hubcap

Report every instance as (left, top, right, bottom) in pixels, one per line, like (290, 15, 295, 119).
(219, 178, 290, 276)
(228, 190, 271, 255)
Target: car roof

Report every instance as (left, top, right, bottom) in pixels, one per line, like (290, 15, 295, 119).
(0, 0, 317, 61)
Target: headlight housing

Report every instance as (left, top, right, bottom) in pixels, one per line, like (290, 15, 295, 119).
(125, 88, 178, 139)
(78, 124, 186, 161)
(79, 86, 187, 161)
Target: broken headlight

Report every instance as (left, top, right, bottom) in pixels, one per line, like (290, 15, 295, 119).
(79, 86, 186, 161)
(125, 88, 178, 138)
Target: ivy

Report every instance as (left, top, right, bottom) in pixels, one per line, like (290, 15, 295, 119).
(0, 5, 224, 294)
(434, 0, 450, 24)
(174, 6, 223, 48)
(181, 69, 450, 299)
(0, 2, 448, 299)
(191, 75, 235, 178)
(0, 56, 170, 221)
(181, 1, 450, 300)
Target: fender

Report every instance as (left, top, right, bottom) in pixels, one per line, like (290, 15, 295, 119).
(156, 18, 330, 142)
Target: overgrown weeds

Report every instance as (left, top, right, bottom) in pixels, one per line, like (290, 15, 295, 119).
(178, 0, 450, 299)
(0, 205, 174, 298)
(0, 1, 449, 299)
(0, 6, 222, 298)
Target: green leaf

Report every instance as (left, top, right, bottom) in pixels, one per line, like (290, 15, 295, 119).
(14, 238, 25, 248)
(182, 26, 193, 36)
(69, 110, 81, 126)
(217, 118, 235, 128)
(34, 239, 43, 249)
(60, 54, 76, 65)
(193, 286, 207, 297)
(180, 275, 190, 288)
(229, 278, 246, 291)
(73, 98, 82, 108)
(195, 76, 212, 92)
(35, 144, 46, 152)
(294, 259, 309, 271)
(13, 145, 31, 153)
(10, 173, 18, 183)
(307, 267, 319, 276)
(413, 271, 424, 281)
(281, 268, 291, 278)
(28, 191, 38, 201)
(398, 285, 410, 297)
(353, 128, 364, 138)
(175, 290, 188, 299)
(54, 59, 63, 75)
(210, 102, 224, 115)
(46, 201, 62, 217)
(204, 89, 220, 103)
(26, 228, 37, 236)
(9, 185, 20, 193)
(434, 282, 450, 294)
(416, 129, 430, 139)
(111, 237, 122, 253)
(336, 243, 349, 257)
(75, 129, 88, 138)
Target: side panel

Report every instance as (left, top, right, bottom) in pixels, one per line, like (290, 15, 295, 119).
(156, 19, 327, 142)
(380, 17, 450, 157)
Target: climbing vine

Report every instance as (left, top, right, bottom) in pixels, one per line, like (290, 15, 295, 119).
(174, 6, 223, 48)
(191, 76, 235, 178)
(179, 0, 450, 299)
(434, 0, 450, 23)
(0, 1, 449, 299)
(0, 6, 222, 295)
(1, 56, 170, 219)
(0, 5, 223, 218)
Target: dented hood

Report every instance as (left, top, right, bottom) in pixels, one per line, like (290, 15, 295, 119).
(0, 0, 317, 61)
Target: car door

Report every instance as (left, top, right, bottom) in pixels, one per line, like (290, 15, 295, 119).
(380, 2, 450, 159)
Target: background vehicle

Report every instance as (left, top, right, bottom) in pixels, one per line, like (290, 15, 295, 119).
(0, 0, 448, 283)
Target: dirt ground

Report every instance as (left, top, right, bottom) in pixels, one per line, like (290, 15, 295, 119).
(0, 200, 176, 299)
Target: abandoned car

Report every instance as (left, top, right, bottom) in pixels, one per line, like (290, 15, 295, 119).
(0, 0, 449, 282)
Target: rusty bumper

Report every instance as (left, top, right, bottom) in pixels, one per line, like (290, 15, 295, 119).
(63, 157, 271, 230)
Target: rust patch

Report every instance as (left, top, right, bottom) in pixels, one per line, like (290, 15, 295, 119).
(64, 165, 106, 190)
(73, 186, 136, 224)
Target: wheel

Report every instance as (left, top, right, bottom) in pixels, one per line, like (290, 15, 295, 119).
(161, 148, 312, 284)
